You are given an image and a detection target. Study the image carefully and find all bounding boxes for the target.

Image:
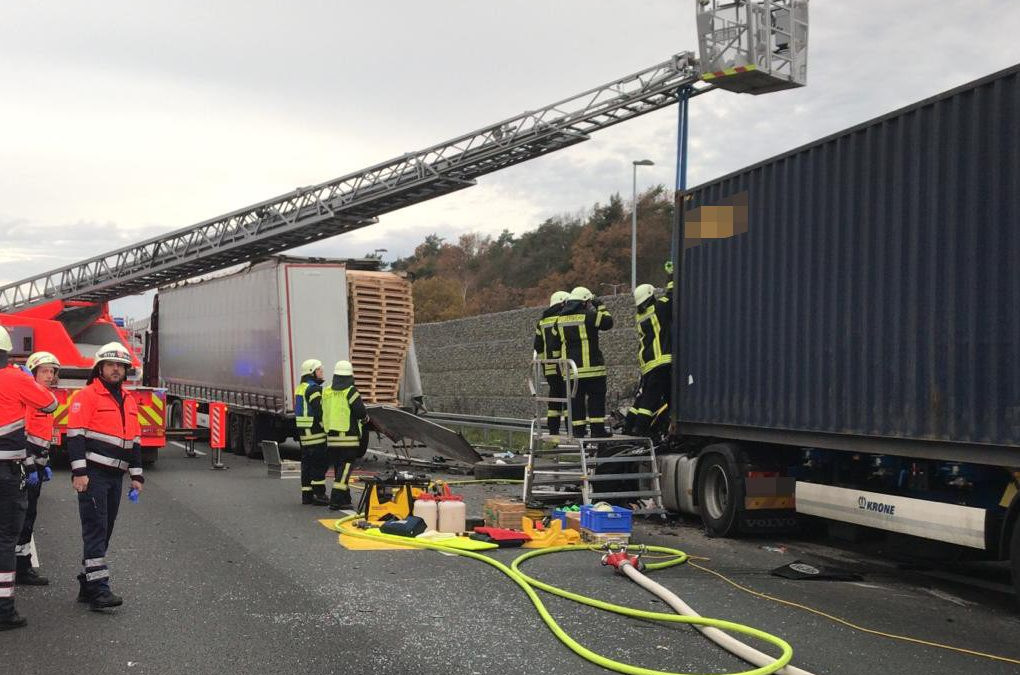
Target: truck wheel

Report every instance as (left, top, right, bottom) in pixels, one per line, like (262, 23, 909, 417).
(229, 414, 245, 455)
(697, 452, 743, 537)
(168, 400, 182, 430)
(244, 416, 265, 459)
(1011, 521, 1020, 609)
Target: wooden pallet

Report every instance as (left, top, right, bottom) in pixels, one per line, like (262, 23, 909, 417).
(347, 271, 414, 404)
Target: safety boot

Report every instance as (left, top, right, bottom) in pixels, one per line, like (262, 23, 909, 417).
(89, 590, 123, 611)
(0, 610, 27, 631)
(15, 558, 49, 586)
(76, 573, 90, 603)
(328, 489, 353, 511)
(301, 491, 315, 505)
(311, 485, 330, 506)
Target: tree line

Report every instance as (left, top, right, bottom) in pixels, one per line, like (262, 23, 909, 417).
(391, 186, 674, 323)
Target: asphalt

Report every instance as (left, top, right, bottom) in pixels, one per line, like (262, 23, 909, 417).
(4, 443, 1020, 675)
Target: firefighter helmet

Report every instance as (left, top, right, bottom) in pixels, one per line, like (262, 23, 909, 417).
(549, 290, 569, 307)
(0, 325, 10, 352)
(300, 358, 323, 377)
(94, 342, 132, 365)
(633, 284, 655, 306)
(569, 286, 593, 302)
(334, 360, 354, 376)
(26, 351, 61, 372)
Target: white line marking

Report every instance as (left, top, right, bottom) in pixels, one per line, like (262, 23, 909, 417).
(169, 441, 206, 455)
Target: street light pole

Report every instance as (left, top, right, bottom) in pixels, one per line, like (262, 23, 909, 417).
(631, 159, 654, 290)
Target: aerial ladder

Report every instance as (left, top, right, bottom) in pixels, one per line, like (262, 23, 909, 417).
(0, 1, 807, 467)
(0, 0, 808, 313)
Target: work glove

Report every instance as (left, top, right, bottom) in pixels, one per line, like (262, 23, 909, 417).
(25, 470, 40, 487)
(42, 466, 52, 482)
(664, 260, 674, 275)
(128, 488, 140, 504)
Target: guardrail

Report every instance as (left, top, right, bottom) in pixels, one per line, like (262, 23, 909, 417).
(420, 411, 532, 449)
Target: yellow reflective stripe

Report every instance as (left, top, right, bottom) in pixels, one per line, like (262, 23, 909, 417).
(139, 404, 163, 426)
(574, 365, 607, 378)
(295, 417, 313, 428)
(150, 395, 165, 411)
(308, 391, 321, 402)
(327, 437, 360, 447)
(639, 354, 672, 374)
(349, 390, 360, 403)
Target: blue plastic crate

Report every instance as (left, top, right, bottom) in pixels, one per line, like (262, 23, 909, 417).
(580, 505, 632, 533)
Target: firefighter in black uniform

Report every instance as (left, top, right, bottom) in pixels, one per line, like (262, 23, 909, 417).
(555, 286, 614, 438)
(624, 284, 672, 436)
(322, 360, 369, 510)
(295, 359, 329, 505)
(534, 290, 569, 437)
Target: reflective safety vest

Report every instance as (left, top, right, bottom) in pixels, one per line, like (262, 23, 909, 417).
(322, 386, 362, 447)
(66, 379, 144, 482)
(24, 396, 56, 469)
(294, 380, 325, 446)
(533, 305, 563, 375)
(636, 296, 672, 375)
(0, 365, 57, 461)
(556, 301, 613, 379)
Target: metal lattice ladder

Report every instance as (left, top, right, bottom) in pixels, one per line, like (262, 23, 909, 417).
(522, 358, 666, 515)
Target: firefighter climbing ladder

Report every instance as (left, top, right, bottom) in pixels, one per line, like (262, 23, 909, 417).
(523, 358, 667, 515)
(0, 1, 808, 313)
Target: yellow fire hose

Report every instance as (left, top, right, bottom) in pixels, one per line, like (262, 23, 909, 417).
(333, 513, 795, 675)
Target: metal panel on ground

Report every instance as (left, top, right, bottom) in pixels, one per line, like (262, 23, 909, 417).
(367, 405, 481, 465)
(678, 64, 1020, 452)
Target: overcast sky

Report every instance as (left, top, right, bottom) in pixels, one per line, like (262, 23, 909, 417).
(2, 1, 1018, 319)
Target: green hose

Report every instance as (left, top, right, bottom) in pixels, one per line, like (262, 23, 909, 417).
(333, 514, 793, 675)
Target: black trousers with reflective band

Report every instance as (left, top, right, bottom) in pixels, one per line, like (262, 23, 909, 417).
(300, 443, 328, 494)
(16, 481, 41, 564)
(0, 461, 27, 614)
(544, 373, 565, 434)
(631, 365, 671, 434)
(570, 376, 607, 436)
(77, 467, 123, 594)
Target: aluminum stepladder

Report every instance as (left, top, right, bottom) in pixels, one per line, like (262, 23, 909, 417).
(522, 357, 666, 516)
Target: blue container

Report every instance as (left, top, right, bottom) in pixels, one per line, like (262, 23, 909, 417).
(580, 505, 632, 533)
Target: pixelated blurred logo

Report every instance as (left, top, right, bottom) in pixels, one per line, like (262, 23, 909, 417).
(683, 191, 749, 247)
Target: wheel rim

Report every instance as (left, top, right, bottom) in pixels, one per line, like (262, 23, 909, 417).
(704, 464, 730, 521)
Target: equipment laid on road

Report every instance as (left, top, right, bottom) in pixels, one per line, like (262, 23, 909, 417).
(330, 512, 806, 675)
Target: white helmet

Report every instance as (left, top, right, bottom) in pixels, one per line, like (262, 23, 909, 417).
(94, 342, 132, 366)
(26, 351, 61, 372)
(334, 360, 354, 376)
(300, 358, 323, 377)
(549, 290, 569, 307)
(569, 286, 593, 302)
(0, 326, 11, 353)
(633, 283, 656, 306)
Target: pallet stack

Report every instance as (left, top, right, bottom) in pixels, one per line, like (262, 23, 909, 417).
(346, 271, 414, 404)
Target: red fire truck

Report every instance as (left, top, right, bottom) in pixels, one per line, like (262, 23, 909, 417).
(0, 299, 166, 464)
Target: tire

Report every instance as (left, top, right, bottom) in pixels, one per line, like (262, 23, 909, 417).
(246, 415, 269, 459)
(696, 452, 743, 537)
(229, 414, 245, 456)
(473, 460, 526, 481)
(1011, 521, 1020, 609)
(241, 415, 260, 459)
(168, 399, 183, 430)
